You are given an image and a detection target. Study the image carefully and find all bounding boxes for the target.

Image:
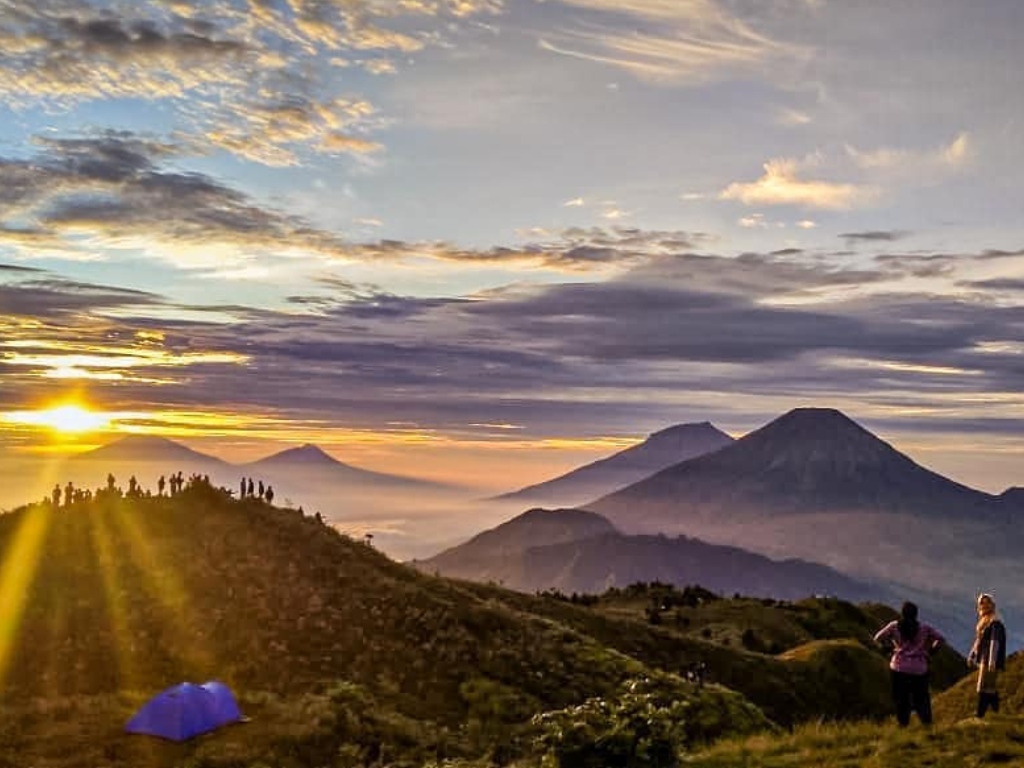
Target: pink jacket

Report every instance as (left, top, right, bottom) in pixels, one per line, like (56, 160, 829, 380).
(874, 620, 944, 675)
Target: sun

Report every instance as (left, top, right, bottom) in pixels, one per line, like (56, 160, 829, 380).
(44, 405, 111, 433)
(3, 404, 111, 434)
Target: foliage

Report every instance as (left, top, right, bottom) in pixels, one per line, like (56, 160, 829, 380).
(531, 674, 771, 768)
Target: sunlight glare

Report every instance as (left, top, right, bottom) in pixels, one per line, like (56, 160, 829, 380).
(3, 405, 111, 434)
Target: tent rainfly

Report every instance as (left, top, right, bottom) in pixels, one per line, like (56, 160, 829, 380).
(125, 681, 244, 741)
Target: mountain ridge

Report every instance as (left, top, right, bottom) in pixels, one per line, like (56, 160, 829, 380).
(414, 507, 886, 603)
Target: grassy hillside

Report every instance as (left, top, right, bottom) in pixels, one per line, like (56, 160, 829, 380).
(934, 650, 1024, 721)
(691, 717, 1024, 767)
(451, 582, 967, 727)
(0, 487, 981, 767)
(0, 485, 771, 766)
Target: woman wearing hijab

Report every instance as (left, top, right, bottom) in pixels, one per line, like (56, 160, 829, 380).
(968, 593, 1007, 718)
(874, 601, 945, 726)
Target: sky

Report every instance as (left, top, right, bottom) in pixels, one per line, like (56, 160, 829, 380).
(0, 0, 1023, 496)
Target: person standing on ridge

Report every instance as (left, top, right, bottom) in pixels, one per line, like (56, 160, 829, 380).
(874, 601, 944, 727)
(968, 593, 1006, 718)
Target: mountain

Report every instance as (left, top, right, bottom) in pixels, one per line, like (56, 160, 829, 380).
(589, 408, 997, 530)
(583, 408, 1020, 653)
(414, 508, 885, 602)
(243, 443, 453, 491)
(413, 507, 617, 577)
(495, 422, 734, 506)
(58, 434, 234, 493)
(72, 434, 228, 467)
(999, 486, 1024, 509)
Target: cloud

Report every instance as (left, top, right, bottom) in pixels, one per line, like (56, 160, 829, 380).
(846, 132, 972, 173)
(720, 157, 874, 210)
(960, 278, 1024, 292)
(0, 1, 497, 165)
(840, 230, 909, 244)
(776, 108, 812, 126)
(0, 133, 357, 265)
(0, 138, 715, 275)
(3, 239, 1023, 447)
(344, 226, 715, 271)
(540, 0, 809, 85)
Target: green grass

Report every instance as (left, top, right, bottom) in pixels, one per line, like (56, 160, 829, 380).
(0, 491, 993, 767)
(688, 716, 1024, 767)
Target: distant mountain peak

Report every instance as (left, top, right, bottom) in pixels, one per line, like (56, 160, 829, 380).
(495, 420, 734, 505)
(589, 406, 993, 525)
(647, 421, 720, 437)
(76, 433, 225, 464)
(108, 434, 179, 446)
(779, 406, 854, 421)
(294, 444, 332, 457)
(259, 444, 340, 464)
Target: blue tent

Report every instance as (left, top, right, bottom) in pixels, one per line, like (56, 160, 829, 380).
(125, 681, 244, 741)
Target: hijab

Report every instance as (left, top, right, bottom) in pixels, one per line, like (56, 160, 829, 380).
(898, 601, 920, 642)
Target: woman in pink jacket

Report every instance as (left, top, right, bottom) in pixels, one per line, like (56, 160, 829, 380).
(874, 601, 945, 726)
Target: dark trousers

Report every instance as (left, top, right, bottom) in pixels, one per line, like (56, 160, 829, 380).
(977, 692, 1000, 718)
(891, 671, 932, 726)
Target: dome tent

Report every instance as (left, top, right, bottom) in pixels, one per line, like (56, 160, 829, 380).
(125, 681, 244, 741)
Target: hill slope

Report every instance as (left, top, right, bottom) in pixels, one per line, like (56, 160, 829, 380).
(0, 487, 642, 718)
(496, 422, 734, 506)
(0, 486, 775, 767)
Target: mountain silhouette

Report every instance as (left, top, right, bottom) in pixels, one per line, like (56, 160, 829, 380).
(243, 443, 452, 491)
(999, 486, 1024, 509)
(589, 407, 996, 531)
(72, 434, 228, 466)
(415, 508, 884, 603)
(496, 422, 734, 506)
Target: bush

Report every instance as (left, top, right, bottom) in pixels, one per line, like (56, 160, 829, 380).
(530, 675, 771, 768)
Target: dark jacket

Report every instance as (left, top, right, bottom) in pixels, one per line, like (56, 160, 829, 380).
(974, 620, 1007, 671)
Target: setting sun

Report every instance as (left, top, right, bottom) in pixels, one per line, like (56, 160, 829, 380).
(3, 405, 111, 434)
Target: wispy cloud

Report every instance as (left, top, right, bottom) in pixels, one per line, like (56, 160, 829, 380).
(846, 132, 972, 173)
(538, 0, 809, 86)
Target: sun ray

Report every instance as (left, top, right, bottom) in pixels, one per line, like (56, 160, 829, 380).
(108, 498, 213, 676)
(0, 505, 53, 688)
(87, 505, 140, 693)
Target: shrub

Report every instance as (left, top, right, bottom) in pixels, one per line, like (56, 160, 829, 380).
(530, 674, 771, 768)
